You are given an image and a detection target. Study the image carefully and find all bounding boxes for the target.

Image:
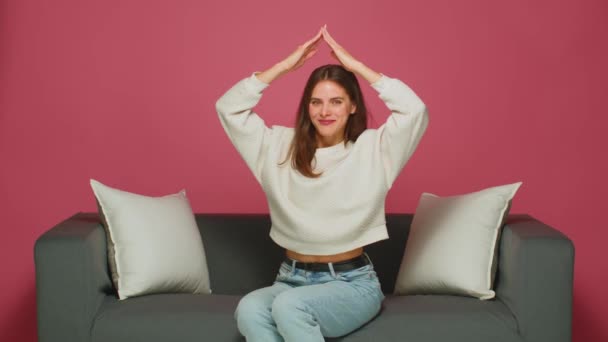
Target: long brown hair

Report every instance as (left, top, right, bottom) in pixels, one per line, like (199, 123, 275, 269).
(279, 64, 369, 178)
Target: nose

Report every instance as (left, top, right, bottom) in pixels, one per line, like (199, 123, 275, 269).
(320, 104, 331, 117)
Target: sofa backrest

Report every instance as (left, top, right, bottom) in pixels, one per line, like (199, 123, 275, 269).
(195, 213, 413, 295)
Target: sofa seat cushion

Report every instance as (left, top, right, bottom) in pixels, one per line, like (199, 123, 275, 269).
(92, 293, 523, 342)
(327, 295, 523, 342)
(91, 294, 242, 342)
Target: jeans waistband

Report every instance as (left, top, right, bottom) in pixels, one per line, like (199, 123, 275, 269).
(285, 253, 371, 273)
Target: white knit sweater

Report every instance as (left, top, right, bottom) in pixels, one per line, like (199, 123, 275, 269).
(216, 72, 429, 255)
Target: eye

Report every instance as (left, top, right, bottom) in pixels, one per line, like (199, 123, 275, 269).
(310, 99, 320, 105)
(332, 100, 343, 105)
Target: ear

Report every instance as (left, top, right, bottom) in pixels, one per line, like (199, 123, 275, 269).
(350, 104, 357, 115)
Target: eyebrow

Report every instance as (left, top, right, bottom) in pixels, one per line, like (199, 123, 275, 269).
(310, 97, 345, 101)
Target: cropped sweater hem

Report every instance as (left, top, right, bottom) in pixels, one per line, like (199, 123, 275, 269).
(269, 222, 390, 256)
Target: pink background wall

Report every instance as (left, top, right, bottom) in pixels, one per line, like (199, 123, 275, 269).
(1, 0, 606, 340)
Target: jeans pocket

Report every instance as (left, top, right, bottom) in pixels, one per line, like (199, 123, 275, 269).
(336, 264, 375, 282)
(335, 265, 384, 300)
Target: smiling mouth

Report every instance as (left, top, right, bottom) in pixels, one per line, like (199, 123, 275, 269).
(319, 120, 335, 125)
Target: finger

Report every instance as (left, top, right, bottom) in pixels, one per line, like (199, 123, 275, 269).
(321, 27, 333, 45)
(322, 26, 339, 47)
(308, 27, 323, 42)
(302, 38, 321, 54)
(304, 28, 323, 48)
(305, 49, 318, 61)
(322, 32, 340, 54)
(308, 36, 322, 50)
(309, 34, 324, 51)
(302, 43, 319, 58)
(295, 47, 319, 69)
(305, 46, 318, 56)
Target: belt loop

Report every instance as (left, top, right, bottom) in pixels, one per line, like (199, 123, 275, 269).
(290, 259, 296, 276)
(363, 252, 374, 268)
(328, 262, 337, 278)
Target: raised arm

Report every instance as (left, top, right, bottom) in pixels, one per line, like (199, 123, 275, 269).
(216, 73, 273, 185)
(216, 27, 325, 184)
(373, 77, 429, 189)
(322, 26, 429, 189)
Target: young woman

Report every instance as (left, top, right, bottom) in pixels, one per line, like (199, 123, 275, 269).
(216, 25, 429, 341)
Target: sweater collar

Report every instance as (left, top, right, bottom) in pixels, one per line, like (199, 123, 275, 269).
(315, 140, 351, 155)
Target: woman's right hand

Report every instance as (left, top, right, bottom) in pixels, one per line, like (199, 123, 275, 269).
(278, 27, 323, 72)
(256, 27, 323, 84)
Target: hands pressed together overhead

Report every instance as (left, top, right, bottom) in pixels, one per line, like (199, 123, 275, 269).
(280, 25, 357, 73)
(256, 25, 381, 85)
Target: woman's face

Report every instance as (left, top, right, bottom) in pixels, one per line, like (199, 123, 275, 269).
(308, 80, 357, 148)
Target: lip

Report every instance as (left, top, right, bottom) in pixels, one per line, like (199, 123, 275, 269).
(319, 120, 335, 125)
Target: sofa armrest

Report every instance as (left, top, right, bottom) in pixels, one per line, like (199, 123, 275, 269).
(495, 214, 575, 342)
(34, 212, 113, 342)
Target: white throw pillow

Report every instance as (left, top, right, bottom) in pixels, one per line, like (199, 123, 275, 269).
(90, 179, 211, 300)
(394, 182, 522, 300)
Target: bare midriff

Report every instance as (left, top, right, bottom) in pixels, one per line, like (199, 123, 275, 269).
(286, 247, 364, 263)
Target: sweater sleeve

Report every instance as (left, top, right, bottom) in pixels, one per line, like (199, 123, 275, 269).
(216, 73, 274, 185)
(371, 75, 429, 189)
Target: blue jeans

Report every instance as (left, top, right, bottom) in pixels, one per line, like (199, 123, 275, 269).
(234, 253, 385, 341)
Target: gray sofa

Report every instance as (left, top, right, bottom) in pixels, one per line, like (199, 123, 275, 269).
(35, 213, 574, 342)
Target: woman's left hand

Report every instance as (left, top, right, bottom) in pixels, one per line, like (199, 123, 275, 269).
(322, 25, 382, 84)
(321, 25, 360, 72)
